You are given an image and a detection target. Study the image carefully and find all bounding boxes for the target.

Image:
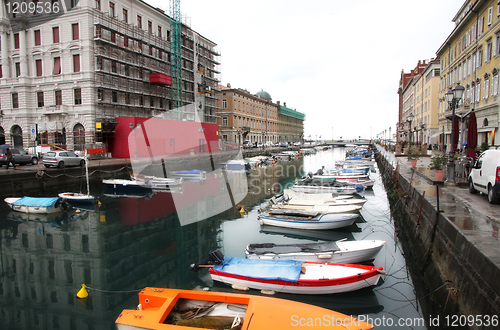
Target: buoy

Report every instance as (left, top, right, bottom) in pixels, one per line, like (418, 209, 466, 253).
(231, 284, 249, 291)
(239, 207, 245, 213)
(76, 284, 88, 299)
(75, 209, 81, 214)
(260, 289, 276, 295)
(98, 200, 102, 207)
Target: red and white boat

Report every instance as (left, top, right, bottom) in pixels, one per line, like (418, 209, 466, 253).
(200, 254, 384, 295)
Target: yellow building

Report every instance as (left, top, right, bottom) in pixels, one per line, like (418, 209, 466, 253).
(437, 0, 500, 149)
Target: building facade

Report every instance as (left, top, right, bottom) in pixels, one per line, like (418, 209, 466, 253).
(0, 0, 220, 151)
(436, 0, 500, 149)
(277, 101, 305, 143)
(215, 85, 280, 145)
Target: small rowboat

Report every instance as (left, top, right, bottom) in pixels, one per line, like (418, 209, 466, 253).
(271, 203, 363, 213)
(259, 209, 358, 230)
(290, 184, 360, 195)
(206, 256, 384, 295)
(245, 239, 386, 263)
(115, 287, 373, 329)
(4, 197, 68, 214)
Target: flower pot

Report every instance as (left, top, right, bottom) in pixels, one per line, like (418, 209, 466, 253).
(434, 169, 444, 182)
(411, 159, 417, 168)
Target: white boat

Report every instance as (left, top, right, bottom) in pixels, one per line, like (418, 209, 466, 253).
(4, 197, 68, 214)
(167, 169, 206, 180)
(245, 240, 386, 263)
(335, 178, 375, 189)
(259, 209, 358, 230)
(131, 174, 183, 190)
(204, 255, 383, 295)
(102, 178, 151, 194)
(282, 189, 353, 200)
(290, 184, 360, 195)
(59, 152, 95, 204)
(271, 203, 362, 213)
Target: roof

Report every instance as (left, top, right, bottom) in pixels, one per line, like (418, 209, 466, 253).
(256, 90, 272, 100)
(279, 106, 305, 120)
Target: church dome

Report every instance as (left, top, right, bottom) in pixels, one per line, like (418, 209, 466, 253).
(256, 90, 271, 100)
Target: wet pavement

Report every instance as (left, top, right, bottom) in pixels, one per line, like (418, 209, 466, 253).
(379, 146, 500, 268)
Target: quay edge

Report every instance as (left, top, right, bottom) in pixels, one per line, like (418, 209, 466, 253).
(376, 148, 500, 329)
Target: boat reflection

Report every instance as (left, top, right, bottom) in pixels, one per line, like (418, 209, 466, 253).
(259, 224, 359, 242)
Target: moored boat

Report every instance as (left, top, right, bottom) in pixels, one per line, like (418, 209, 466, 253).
(259, 209, 358, 230)
(271, 203, 362, 213)
(4, 197, 69, 214)
(58, 192, 95, 204)
(245, 239, 386, 263)
(198, 254, 383, 295)
(115, 287, 373, 329)
(102, 178, 152, 194)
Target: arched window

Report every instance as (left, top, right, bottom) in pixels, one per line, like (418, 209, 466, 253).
(11, 125, 23, 148)
(0, 127, 5, 145)
(73, 124, 85, 151)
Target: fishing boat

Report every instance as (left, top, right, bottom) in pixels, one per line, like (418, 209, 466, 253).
(196, 252, 383, 295)
(115, 287, 373, 329)
(259, 209, 358, 230)
(58, 152, 95, 204)
(4, 197, 69, 214)
(245, 239, 386, 263)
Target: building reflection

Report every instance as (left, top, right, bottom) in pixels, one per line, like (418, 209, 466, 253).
(0, 158, 305, 329)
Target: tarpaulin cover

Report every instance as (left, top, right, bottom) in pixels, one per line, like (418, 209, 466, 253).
(213, 257, 304, 282)
(12, 197, 59, 210)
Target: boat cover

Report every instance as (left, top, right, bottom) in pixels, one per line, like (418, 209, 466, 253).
(247, 242, 340, 255)
(212, 257, 304, 282)
(12, 197, 59, 209)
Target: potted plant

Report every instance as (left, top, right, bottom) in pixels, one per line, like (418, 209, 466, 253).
(407, 147, 421, 168)
(428, 153, 448, 181)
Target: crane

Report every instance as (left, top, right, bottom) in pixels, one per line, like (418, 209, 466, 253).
(170, 0, 182, 120)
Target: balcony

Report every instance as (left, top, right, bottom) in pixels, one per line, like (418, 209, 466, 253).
(444, 102, 470, 119)
(43, 105, 68, 116)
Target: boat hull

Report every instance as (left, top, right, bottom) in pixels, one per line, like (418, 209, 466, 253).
(210, 262, 382, 295)
(290, 186, 359, 195)
(245, 240, 386, 263)
(259, 213, 358, 230)
(58, 192, 95, 204)
(4, 197, 63, 214)
(115, 287, 373, 329)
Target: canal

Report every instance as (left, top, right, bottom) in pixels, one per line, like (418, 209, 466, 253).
(0, 147, 428, 329)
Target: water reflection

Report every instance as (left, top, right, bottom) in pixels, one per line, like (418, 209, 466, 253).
(0, 149, 427, 330)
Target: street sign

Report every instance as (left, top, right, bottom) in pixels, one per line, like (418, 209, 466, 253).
(30, 127, 36, 141)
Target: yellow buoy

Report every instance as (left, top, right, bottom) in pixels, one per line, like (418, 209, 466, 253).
(98, 200, 102, 207)
(239, 207, 245, 214)
(75, 209, 81, 214)
(77, 284, 88, 299)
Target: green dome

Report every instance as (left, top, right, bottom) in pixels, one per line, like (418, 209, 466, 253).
(256, 90, 271, 100)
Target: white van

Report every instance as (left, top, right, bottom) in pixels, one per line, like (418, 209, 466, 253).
(468, 149, 500, 203)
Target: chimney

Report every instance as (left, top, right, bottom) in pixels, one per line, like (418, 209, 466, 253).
(284, 102, 287, 107)
(277, 101, 280, 105)
(227, 83, 231, 88)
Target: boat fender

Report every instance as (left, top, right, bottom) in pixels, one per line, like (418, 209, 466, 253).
(260, 289, 275, 295)
(137, 304, 143, 310)
(301, 265, 307, 274)
(259, 219, 264, 225)
(316, 254, 333, 259)
(232, 284, 249, 291)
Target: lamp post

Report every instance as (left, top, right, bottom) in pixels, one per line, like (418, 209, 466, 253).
(236, 129, 242, 147)
(129, 122, 141, 159)
(407, 113, 414, 146)
(389, 126, 392, 152)
(445, 83, 465, 183)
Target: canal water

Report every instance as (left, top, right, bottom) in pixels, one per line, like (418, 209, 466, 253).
(0, 147, 428, 329)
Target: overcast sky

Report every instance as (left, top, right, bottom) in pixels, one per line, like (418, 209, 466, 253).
(147, 0, 465, 140)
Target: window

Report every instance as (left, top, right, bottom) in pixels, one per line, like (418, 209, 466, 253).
(485, 40, 492, 62)
(14, 33, 19, 49)
(15, 62, 21, 77)
(37, 91, 44, 107)
(111, 61, 116, 73)
(125, 93, 130, 104)
(222, 99, 227, 109)
(111, 31, 116, 43)
(159, 99, 163, 109)
(137, 15, 142, 29)
(112, 91, 117, 102)
(475, 83, 480, 102)
(55, 90, 62, 105)
(494, 34, 500, 57)
(148, 21, 152, 34)
(109, 2, 114, 17)
(222, 117, 228, 127)
(73, 54, 80, 72)
(97, 88, 103, 100)
(34, 30, 41, 46)
(95, 0, 100, 10)
(158, 26, 162, 38)
(71, 0, 78, 8)
(124, 36, 128, 47)
(488, 6, 493, 25)
(53, 57, 61, 75)
(74, 88, 82, 105)
(150, 97, 154, 107)
(123, 9, 127, 22)
(36, 59, 42, 76)
(72, 23, 79, 40)
(124, 65, 129, 76)
(484, 79, 490, 99)
(492, 74, 498, 96)
(12, 93, 18, 108)
(53, 27, 59, 43)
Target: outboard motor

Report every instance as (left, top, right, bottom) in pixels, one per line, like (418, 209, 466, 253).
(307, 172, 314, 178)
(190, 249, 224, 271)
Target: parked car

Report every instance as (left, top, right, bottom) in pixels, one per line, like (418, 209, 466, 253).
(43, 150, 86, 168)
(280, 142, 288, 148)
(294, 141, 302, 146)
(257, 142, 264, 148)
(468, 149, 500, 203)
(242, 140, 252, 149)
(0, 147, 39, 166)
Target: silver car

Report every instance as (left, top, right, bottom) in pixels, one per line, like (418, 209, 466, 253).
(43, 151, 86, 168)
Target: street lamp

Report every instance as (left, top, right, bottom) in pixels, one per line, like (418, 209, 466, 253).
(129, 122, 141, 159)
(445, 83, 465, 183)
(407, 113, 414, 146)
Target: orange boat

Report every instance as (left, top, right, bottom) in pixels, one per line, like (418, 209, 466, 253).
(115, 287, 373, 329)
